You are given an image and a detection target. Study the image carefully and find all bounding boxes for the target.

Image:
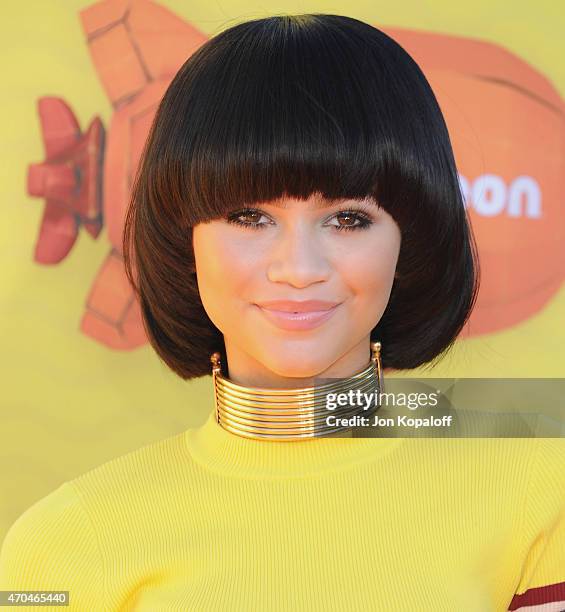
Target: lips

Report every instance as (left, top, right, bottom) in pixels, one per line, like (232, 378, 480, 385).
(255, 300, 341, 313)
(254, 302, 341, 331)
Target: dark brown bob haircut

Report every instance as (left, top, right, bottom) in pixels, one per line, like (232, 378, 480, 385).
(123, 13, 480, 380)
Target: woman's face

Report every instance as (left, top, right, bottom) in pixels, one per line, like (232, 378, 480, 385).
(192, 193, 401, 386)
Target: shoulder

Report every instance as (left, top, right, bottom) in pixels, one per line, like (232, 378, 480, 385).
(0, 481, 105, 609)
(400, 437, 564, 514)
(508, 439, 565, 610)
(75, 427, 188, 476)
(62, 428, 197, 511)
(0, 481, 92, 562)
(0, 429, 194, 606)
(522, 438, 565, 525)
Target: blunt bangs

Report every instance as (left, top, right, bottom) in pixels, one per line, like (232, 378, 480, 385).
(124, 14, 480, 380)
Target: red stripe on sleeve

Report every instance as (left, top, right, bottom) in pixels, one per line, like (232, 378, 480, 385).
(508, 581, 565, 610)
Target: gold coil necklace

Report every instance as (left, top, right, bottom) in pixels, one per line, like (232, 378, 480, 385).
(210, 341, 384, 441)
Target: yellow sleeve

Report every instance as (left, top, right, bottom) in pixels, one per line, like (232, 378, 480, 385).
(508, 439, 565, 611)
(0, 481, 106, 611)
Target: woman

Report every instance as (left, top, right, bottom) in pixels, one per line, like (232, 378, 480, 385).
(1, 14, 563, 611)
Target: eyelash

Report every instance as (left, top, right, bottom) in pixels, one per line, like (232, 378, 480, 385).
(226, 208, 374, 232)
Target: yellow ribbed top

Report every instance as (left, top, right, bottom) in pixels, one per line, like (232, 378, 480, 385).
(1, 409, 564, 611)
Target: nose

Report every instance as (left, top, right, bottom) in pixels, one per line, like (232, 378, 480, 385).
(266, 222, 331, 287)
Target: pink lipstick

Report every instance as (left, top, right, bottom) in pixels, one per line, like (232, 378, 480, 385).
(254, 301, 341, 331)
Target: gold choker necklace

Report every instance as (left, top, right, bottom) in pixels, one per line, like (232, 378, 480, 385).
(210, 342, 384, 441)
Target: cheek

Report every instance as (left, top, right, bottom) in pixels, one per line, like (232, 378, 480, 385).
(193, 226, 256, 327)
(338, 230, 400, 306)
(209, 235, 258, 296)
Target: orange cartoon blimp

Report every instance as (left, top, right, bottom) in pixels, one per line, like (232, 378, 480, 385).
(385, 28, 565, 335)
(27, 0, 207, 349)
(25, 1, 565, 349)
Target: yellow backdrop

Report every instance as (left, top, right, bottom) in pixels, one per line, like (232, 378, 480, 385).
(1, 0, 564, 541)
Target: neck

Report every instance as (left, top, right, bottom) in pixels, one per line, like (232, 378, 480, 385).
(210, 341, 384, 441)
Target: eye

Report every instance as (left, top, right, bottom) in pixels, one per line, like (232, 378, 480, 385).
(225, 208, 374, 232)
(226, 209, 271, 230)
(329, 210, 373, 232)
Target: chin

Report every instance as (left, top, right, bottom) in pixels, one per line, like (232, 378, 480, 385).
(261, 354, 334, 380)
